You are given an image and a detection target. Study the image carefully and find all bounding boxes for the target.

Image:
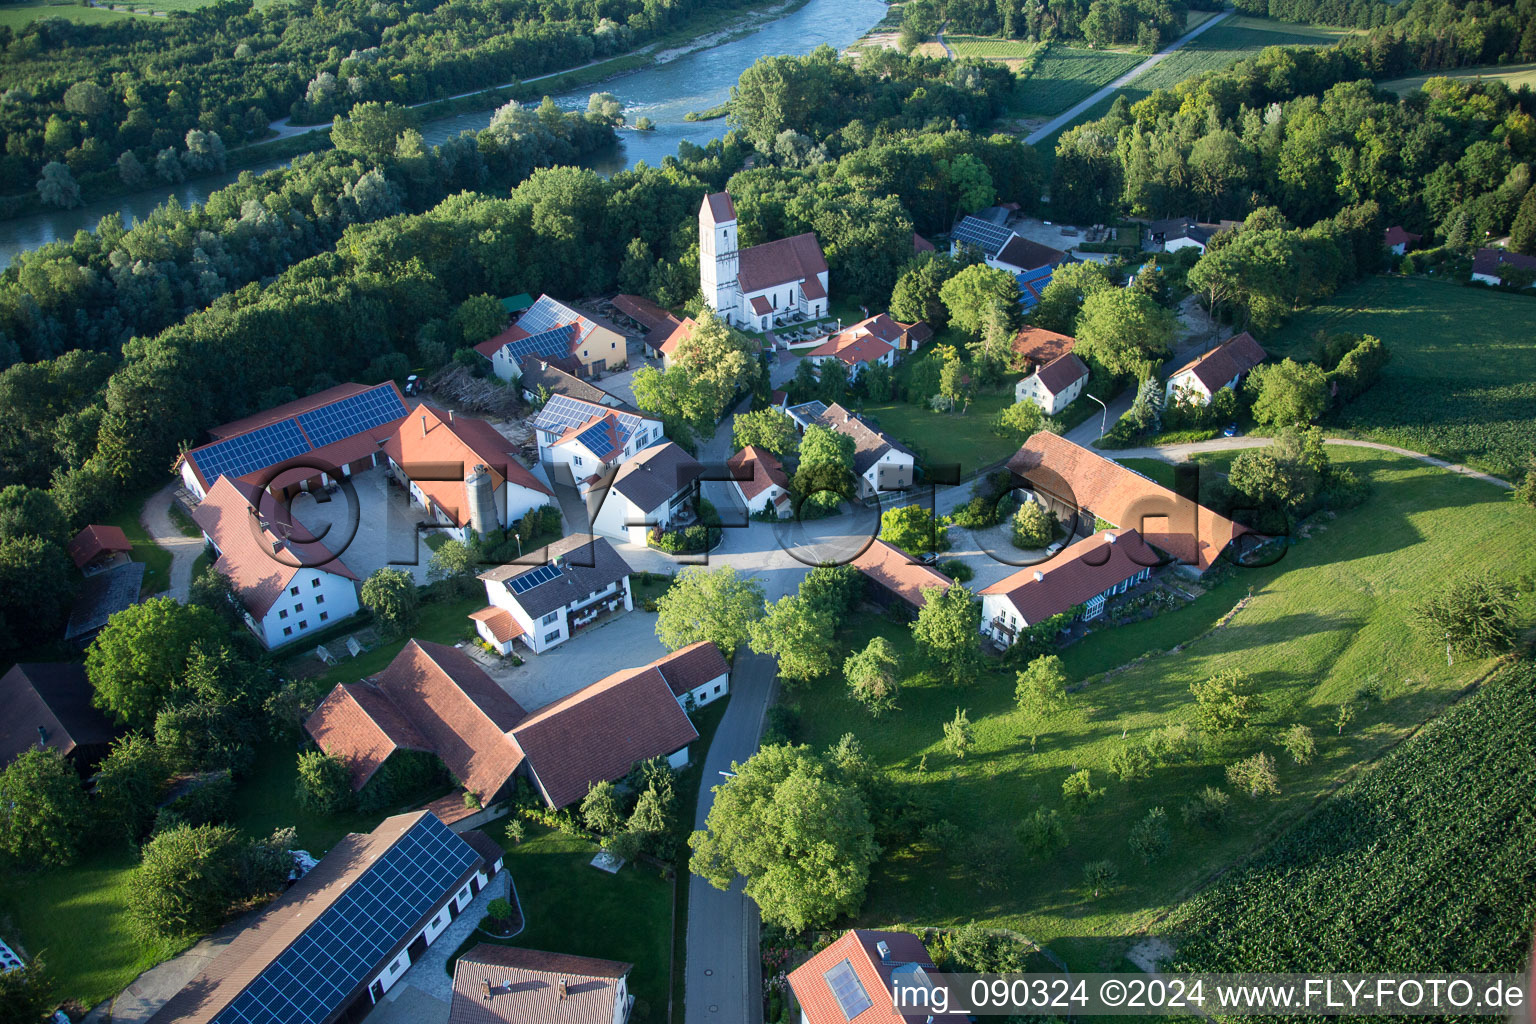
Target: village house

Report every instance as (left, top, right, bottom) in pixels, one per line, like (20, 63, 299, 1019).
(727, 445, 792, 518)
(786, 400, 829, 432)
(1383, 225, 1421, 256)
(950, 212, 1068, 310)
(591, 441, 704, 545)
(65, 524, 131, 575)
(474, 294, 629, 380)
(518, 357, 631, 410)
(1016, 352, 1090, 414)
(530, 394, 665, 493)
(1164, 332, 1267, 407)
(144, 811, 505, 1024)
(650, 315, 700, 368)
(383, 404, 554, 541)
(805, 313, 931, 376)
(449, 946, 633, 1024)
(190, 477, 362, 648)
(850, 539, 952, 620)
(1147, 216, 1233, 254)
(471, 533, 633, 655)
(979, 529, 1156, 647)
(1471, 246, 1536, 286)
(700, 191, 830, 331)
(0, 663, 118, 771)
(788, 929, 968, 1024)
(1010, 325, 1076, 373)
(817, 403, 916, 500)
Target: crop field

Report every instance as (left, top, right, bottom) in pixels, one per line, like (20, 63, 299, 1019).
(1379, 60, 1536, 96)
(1265, 275, 1536, 479)
(947, 35, 1042, 60)
(1118, 16, 1351, 102)
(1016, 45, 1145, 116)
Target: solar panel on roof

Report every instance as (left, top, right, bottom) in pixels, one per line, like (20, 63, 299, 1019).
(210, 814, 477, 1024)
(297, 385, 408, 449)
(508, 563, 560, 595)
(535, 395, 645, 447)
(515, 296, 585, 338)
(951, 216, 1014, 257)
(503, 324, 575, 364)
(191, 419, 312, 485)
(824, 959, 873, 1020)
(577, 421, 617, 458)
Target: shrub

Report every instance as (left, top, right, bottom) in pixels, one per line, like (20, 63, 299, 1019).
(937, 558, 973, 582)
(1062, 769, 1102, 807)
(294, 750, 355, 814)
(1182, 786, 1231, 829)
(761, 704, 800, 746)
(1226, 752, 1280, 797)
(1109, 743, 1153, 782)
(1011, 501, 1056, 549)
(1017, 807, 1067, 856)
(1128, 807, 1171, 863)
(1083, 859, 1119, 897)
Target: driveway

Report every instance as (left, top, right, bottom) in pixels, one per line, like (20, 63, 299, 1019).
(288, 468, 435, 584)
(471, 607, 673, 710)
(139, 481, 204, 602)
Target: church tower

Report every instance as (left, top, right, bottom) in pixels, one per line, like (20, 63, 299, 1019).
(699, 192, 740, 324)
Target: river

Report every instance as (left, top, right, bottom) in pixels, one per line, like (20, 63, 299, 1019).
(0, 0, 885, 268)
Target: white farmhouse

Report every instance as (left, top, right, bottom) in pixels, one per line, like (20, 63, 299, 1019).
(700, 191, 829, 332)
(1164, 332, 1267, 407)
(530, 394, 664, 494)
(590, 441, 703, 545)
(1015, 352, 1089, 415)
(471, 533, 634, 655)
(817, 403, 916, 500)
(979, 530, 1155, 648)
(727, 445, 792, 518)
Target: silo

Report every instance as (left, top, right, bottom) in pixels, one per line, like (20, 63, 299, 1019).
(465, 464, 496, 538)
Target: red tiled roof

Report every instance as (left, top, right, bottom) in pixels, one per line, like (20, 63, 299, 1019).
(382, 405, 550, 527)
(749, 295, 773, 315)
(818, 403, 914, 477)
(1169, 332, 1266, 395)
(1011, 326, 1076, 368)
(913, 232, 935, 253)
(981, 529, 1155, 622)
(611, 293, 676, 333)
(727, 446, 790, 501)
(1382, 225, 1421, 247)
(995, 234, 1066, 272)
(1007, 433, 1248, 573)
(801, 275, 827, 300)
(648, 641, 729, 698)
(852, 539, 952, 610)
(701, 192, 736, 224)
(788, 929, 967, 1024)
(770, 389, 788, 407)
(469, 606, 524, 645)
(450, 944, 631, 1024)
(657, 316, 698, 357)
(1473, 246, 1536, 277)
(305, 681, 432, 788)
(1033, 352, 1089, 395)
(808, 328, 894, 367)
(738, 233, 828, 294)
(66, 524, 131, 569)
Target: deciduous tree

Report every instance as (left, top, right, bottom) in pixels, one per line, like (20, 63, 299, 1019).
(732, 409, 799, 459)
(844, 636, 900, 717)
(879, 504, 950, 555)
(1190, 669, 1265, 734)
(361, 568, 419, 638)
(939, 264, 1022, 336)
(94, 733, 168, 843)
(1247, 358, 1328, 428)
(655, 566, 765, 657)
(911, 584, 982, 685)
(0, 747, 89, 867)
(86, 598, 223, 728)
(294, 751, 355, 815)
(1073, 289, 1175, 378)
(749, 595, 837, 683)
(1014, 654, 1069, 747)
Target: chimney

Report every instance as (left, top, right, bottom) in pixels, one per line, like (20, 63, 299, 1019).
(448, 409, 454, 423)
(1033, 570, 1044, 582)
(876, 941, 890, 962)
(558, 977, 568, 1001)
(420, 414, 427, 437)
(36, 725, 47, 747)
(481, 977, 491, 1001)
(1105, 532, 1117, 544)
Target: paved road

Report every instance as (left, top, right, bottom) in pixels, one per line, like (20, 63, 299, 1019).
(1024, 11, 1232, 144)
(1109, 436, 1515, 488)
(139, 480, 203, 602)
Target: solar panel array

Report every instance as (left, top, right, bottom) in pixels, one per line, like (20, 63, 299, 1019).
(824, 959, 873, 1020)
(297, 385, 408, 449)
(515, 296, 588, 340)
(951, 216, 1012, 257)
(508, 563, 561, 595)
(211, 814, 478, 1024)
(534, 395, 644, 447)
(501, 324, 575, 365)
(191, 419, 311, 486)
(576, 420, 617, 460)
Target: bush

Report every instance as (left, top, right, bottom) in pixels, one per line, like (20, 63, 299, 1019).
(1061, 768, 1102, 807)
(128, 823, 289, 939)
(294, 750, 355, 814)
(1182, 786, 1231, 829)
(761, 704, 800, 746)
(1011, 500, 1056, 549)
(937, 558, 973, 582)
(1128, 807, 1170, 863)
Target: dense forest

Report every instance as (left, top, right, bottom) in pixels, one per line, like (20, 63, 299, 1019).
(0, 0, 760, 198)
(901, 0, 1208, 52)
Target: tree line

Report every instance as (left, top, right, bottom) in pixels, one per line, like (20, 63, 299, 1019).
(899, 0, 1220, 53)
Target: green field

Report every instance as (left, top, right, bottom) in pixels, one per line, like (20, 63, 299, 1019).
(1379, 60, 1536, 96)
(1265, 275, 1536, 478)
(0, 0, 145, 26)
(1016, 45, 1145, 117)
(860, 389, 1019, 474)
(947, 35, 1042, 60)
(787, 446, 1536, 969)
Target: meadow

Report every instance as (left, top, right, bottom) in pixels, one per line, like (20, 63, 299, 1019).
(1378, 60, 1536, 96)
(1015, 45, 1145, 117)
(0, 0, 144, 27)
(1264, 275, 1536, 479)
(786, 447, 1536, 969)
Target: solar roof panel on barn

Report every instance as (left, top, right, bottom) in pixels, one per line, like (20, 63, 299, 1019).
(296, 385, 408, 449)
(951, 216, 1013, 257)
(191, 419, 312, 486)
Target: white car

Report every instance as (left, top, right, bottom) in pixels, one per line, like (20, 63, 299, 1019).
(1045, 541, 1064, 557)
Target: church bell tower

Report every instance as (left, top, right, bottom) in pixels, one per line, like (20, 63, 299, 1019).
(699, 192, 740, 324)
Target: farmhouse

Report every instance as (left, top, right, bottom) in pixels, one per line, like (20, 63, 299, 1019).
(1471, 246, 1536, 286)
(1011, 326, 1076, 372)
(591, 441, 704, 545)
(1383, 225, 1421, 256)
(611, 292, 679, 336)
(1164, 332, 1267, 406)
(1015, 352, 1089, 414)
(727, 445, 792, 518)
(980, 529, 1156, 646)
(144, 811, 504, 1024)
(700, 191, 830, 331)
(530, 395, 665, 490)
(788, 929, 967, 1024)
(0, 663, 117, 771)
(1147, 216, 1230, 253)
(474, 294, 628, 379)
(190, 476, 362, 649)
(1008, 433, 1249, 574)
(850, 539, 951, 619)
(805, 313, 930, 376)
(817, 403, 916, 499)
(382, 405, 554, 541)
(472, 533, 633, 655)
(518, 358, 630, 410)
(450, 946, 633, 1024)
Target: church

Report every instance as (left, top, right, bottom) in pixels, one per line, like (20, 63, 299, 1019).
(699, 191, 829, 332)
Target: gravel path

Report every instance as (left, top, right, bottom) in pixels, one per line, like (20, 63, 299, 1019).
(1106, 436, 1514, 489)
(139, 480, 203, 602)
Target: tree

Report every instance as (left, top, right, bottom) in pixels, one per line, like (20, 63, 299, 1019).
(628, 780, 673, 848)
(36, 161, 81, 209)
(1030, 261, 1114, 335)
(330, 101, 420, 163)
(1073, 289, 1175, 378)
(818, 358, 848, 405)
(294, 750, 355, 814)
(655, 566, 765, 657)
(1083, 859, 1118, 898)
(86, 598, 222, 728)
(1014, 654, 1068, 747)
(427, 538, 477, 598)
(689, 744, 878, 932)
(361, 568, 419, 638)
(844, 636, 901, 717)
(94, 733, 168, 843)
(581, 780, 625, 835)
(994, 400, 1044, 442)
(1017, 807, 1067, 857)
(863, 360, 893, 402)
(1062, 768, 1103, 807)
(1414, 573, 1519, 658)
(1512, 187, 1536, 255)
(127, 824, 288, 939)
(0, 747, 88, 867)
(484, 897, 516, 934)
(189, 564, 243, 628)
(732, 409, 799, 459)
(910, 584, 982, 685)
(117, 150, 149, 188)
(878, 504, 949, 555)
(1334, 702, 1356, 735)
(1128, 807, 1170, 863)
(0, 535, 75, 650)
(182, 129, 227, 173)
(1514, 459, 1536, 508)
(1229, 426, 1328, 513)
(938, 358, 976, 412)
(973, 296, 1021, 366)
(942, 707, 975, 760)
(794, 424, 857, 506)
(1190, 669, 1264, 734)
(1247, 359, 1328, 428)
(749, 595, 837, 683)
(636, 310, 759, 439)
(1277, 724, 1315, 765)
(890, 252, 963, 329)
(799, 564, 862, 618)
(1125, 375, 1164, 435)
(63, 80, 110, 116)
(452, 294, 507, 347)
(1182, 786, 1231, 829)
(155, 699, 253, 776)
(1226, 751, 1280, 797)
(939, 264, 1023, 336)
(0, 958, 53, 1024)
(1010, 500, 1056, 549)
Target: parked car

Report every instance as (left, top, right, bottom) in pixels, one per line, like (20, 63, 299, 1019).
(1045, 541, 1065, 557)
(1222, 423, 1240, 437)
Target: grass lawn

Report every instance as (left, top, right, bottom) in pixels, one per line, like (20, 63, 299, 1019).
(785, 446, 1536, 970)
(0, 0, 144, 25)
(450, 823, 674, 1023)
(1378, 60, 1536, 95)
(1263, 275, 1536, 478)
(860, 389, 1017, 475)
(280, 592, 485, 689)
(1015, 45, 1144, 117)
(105, 495, 174, 599)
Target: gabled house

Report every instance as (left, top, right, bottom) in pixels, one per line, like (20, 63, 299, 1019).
(786, 400, 829, 432)
(611, 292, 677, 335)
(850, 539, 952, 620)
(1471, 246, 1536, 286)
(817, 404, 916, 500)
(474, 294, 629, 379)
(1383, 225, 1421, 256)
(190, 476, 361, 648)
(530, 395, 664, 492)
(979, 529, 1156, 646)
(472, 533, 634, 655)
(700, 191, 830, 331)
(382, 405, 554, 541)
(1164, 332, 1266, 407)
(450, 946, 633, 1024)
(651, 316, 698, 368)
(1015, 352, 1089, 414)
(647, 641, 729, 709)
(805, 313, 930, 375)
(0, 663, 118, 771)
(518, 357, 631, 410)
(1147, 216, 1230, 253)
(592, 441, 703, 545)
(788, 929, 967, 1024)
(727, 445, 792, 518)
(950, 215, 1067, 309)
(1011, 326, 1076, 373)
(66, 524, 131, 575)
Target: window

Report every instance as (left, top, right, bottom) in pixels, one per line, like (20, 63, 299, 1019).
(316, 595, 325, 605)
(542, 612, 558, 625)
(543, 631, 560, 644)
(574, 456, 583, 466)
(279, 609, 288, 620)
(311, 578, 321, 589)
(299, 620, 308, 629)
(320, 611, 329, 622)
(290, 586, 300, 596)
(713, 684, 722, 694)
(294, 602, 303, 612)
(283, 626, 293, 636)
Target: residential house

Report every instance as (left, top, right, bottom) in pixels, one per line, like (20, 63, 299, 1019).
(950, 215, 1068, 310)
(651, 316, 699, 368)
(383, 405, 554, 541)
(1015, 352, 1089, 414)
(519, 358, 631, 411)
(786, 400, 829, 432)
(1147, 216, 1229, 253)
(591, 441, 704, 545)
(1383, 225, 1421, 256)
(472, 533, 633, 655)
(1008, 432, 1250, 574)
(530, 395, 664, 492)
(980, 529, 1155, 646)
(0, 663, 118, 770)
(806, 313, 931, 376)
(474, 294, 629, 379)
(144, 811, 505, 1024)
(63, 561, 145, 645)
(1010, 326, 1076, 373)
(1164, 332, 1267, 407)
(700, 191, 829, 331)
(449, 946, 633, 1024)
(1472, 247, 1536, 286)
(850, 539, 952, 619)
(817, 403, 916, 500)
(66, 524, 131, 574)
(647, 640, 729, 709)
(307, 639, 700, 811)
(727, 445, 792, 518)
(788, 929, 967, 1024)
(190, 476, 361, 648)
(913, 232, 935, 254)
